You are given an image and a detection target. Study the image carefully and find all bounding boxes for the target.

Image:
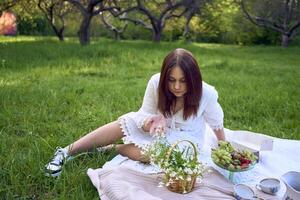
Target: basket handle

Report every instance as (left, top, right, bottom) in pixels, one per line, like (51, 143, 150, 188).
(165, 140, 198, 164)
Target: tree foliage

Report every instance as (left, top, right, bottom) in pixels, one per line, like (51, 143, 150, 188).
(4, 0, 299, 46)
(66, 0, 120, 45)
(100, 11, 128, 40)
(111, 0, 201, 42)
(37, 0, 74, 41)
(241, 0, 300, 47)
(0, 0, 18, 15)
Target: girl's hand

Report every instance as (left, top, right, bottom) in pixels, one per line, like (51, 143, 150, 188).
(143, 115, 166, 136)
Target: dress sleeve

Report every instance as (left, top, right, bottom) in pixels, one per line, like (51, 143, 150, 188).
(135, 75, 158, 129)
(138, 76, 157, 115)
(203, 90, 224, 131)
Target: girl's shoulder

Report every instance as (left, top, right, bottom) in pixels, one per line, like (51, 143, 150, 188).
(150, 73, 160, 82)
(197, 82, 219, 114)
(148, 73, 160, 87)
(202, 81, 219, 101)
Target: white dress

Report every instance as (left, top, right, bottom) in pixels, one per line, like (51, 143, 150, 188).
(118, 73, 224, 151)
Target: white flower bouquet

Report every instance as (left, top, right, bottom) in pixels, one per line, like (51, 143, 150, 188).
(144, 139, 205, 194)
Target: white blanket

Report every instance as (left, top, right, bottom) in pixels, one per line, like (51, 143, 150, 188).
(88, 127, 300, 199)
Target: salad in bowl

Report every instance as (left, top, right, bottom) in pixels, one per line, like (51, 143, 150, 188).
(211, 141, 257, 172)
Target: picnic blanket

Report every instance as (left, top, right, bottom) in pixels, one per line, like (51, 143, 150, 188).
(87, 127, 300, 199)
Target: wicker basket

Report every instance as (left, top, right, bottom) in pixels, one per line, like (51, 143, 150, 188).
(164, 140, 199, 194)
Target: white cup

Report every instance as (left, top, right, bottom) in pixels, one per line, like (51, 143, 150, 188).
(234, 184, 255, 200)
(256, 178, 281, 195)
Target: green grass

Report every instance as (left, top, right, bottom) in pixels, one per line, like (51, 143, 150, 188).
(0, 36, 299, 199)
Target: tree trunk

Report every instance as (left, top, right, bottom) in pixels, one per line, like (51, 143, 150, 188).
(114, 31, 121, 40)
(281, 34, 290, 47)
(183, 13, 193, 43)
(78, 14, 92, 45)
(152, 23, 162, 42)
(153, 32, 161, 42)
(50, 24, 64, 42)
(57, 31, 64, 41)
(183, 24, 192, 43)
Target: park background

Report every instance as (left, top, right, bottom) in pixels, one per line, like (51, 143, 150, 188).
(0, 0, 299, 199)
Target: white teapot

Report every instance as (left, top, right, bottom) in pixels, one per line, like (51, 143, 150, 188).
(281, 171, 300, 200)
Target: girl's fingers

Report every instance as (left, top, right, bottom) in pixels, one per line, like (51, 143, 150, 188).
(150, 125, 156, 135)
(144, 117, 154, 129)
(148, 115, 167, 136)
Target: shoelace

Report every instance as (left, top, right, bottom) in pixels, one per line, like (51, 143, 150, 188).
(51, 150, 66, 165)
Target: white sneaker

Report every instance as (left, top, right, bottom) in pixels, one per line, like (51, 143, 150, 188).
(45, 147, 71, 177)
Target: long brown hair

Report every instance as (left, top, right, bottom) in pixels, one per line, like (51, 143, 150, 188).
(158, 48, 202, 120)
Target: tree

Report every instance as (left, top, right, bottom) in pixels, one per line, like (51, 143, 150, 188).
(112, 0, 194, 42)
(241, 0, 300, 47)
(12, 0, 47, 30)
(37, 0, 73, 41)
(66, 0, 118, 45)
(100, 11, 128, 40)
(182, 0, 205, 41)
(0, 0, 18, 15)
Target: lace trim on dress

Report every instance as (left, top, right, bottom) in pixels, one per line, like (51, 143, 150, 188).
(210, 123, 224, 131)
(118, 117, 149, 150)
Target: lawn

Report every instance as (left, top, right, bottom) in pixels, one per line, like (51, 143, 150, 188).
(0, 36, 299, 199)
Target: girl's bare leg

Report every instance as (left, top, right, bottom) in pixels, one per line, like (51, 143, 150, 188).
(66, 121, 148, 162)
(115, 144, 149, 163)
(67, 121, 124, 156)
(45, 120, 150, 177)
